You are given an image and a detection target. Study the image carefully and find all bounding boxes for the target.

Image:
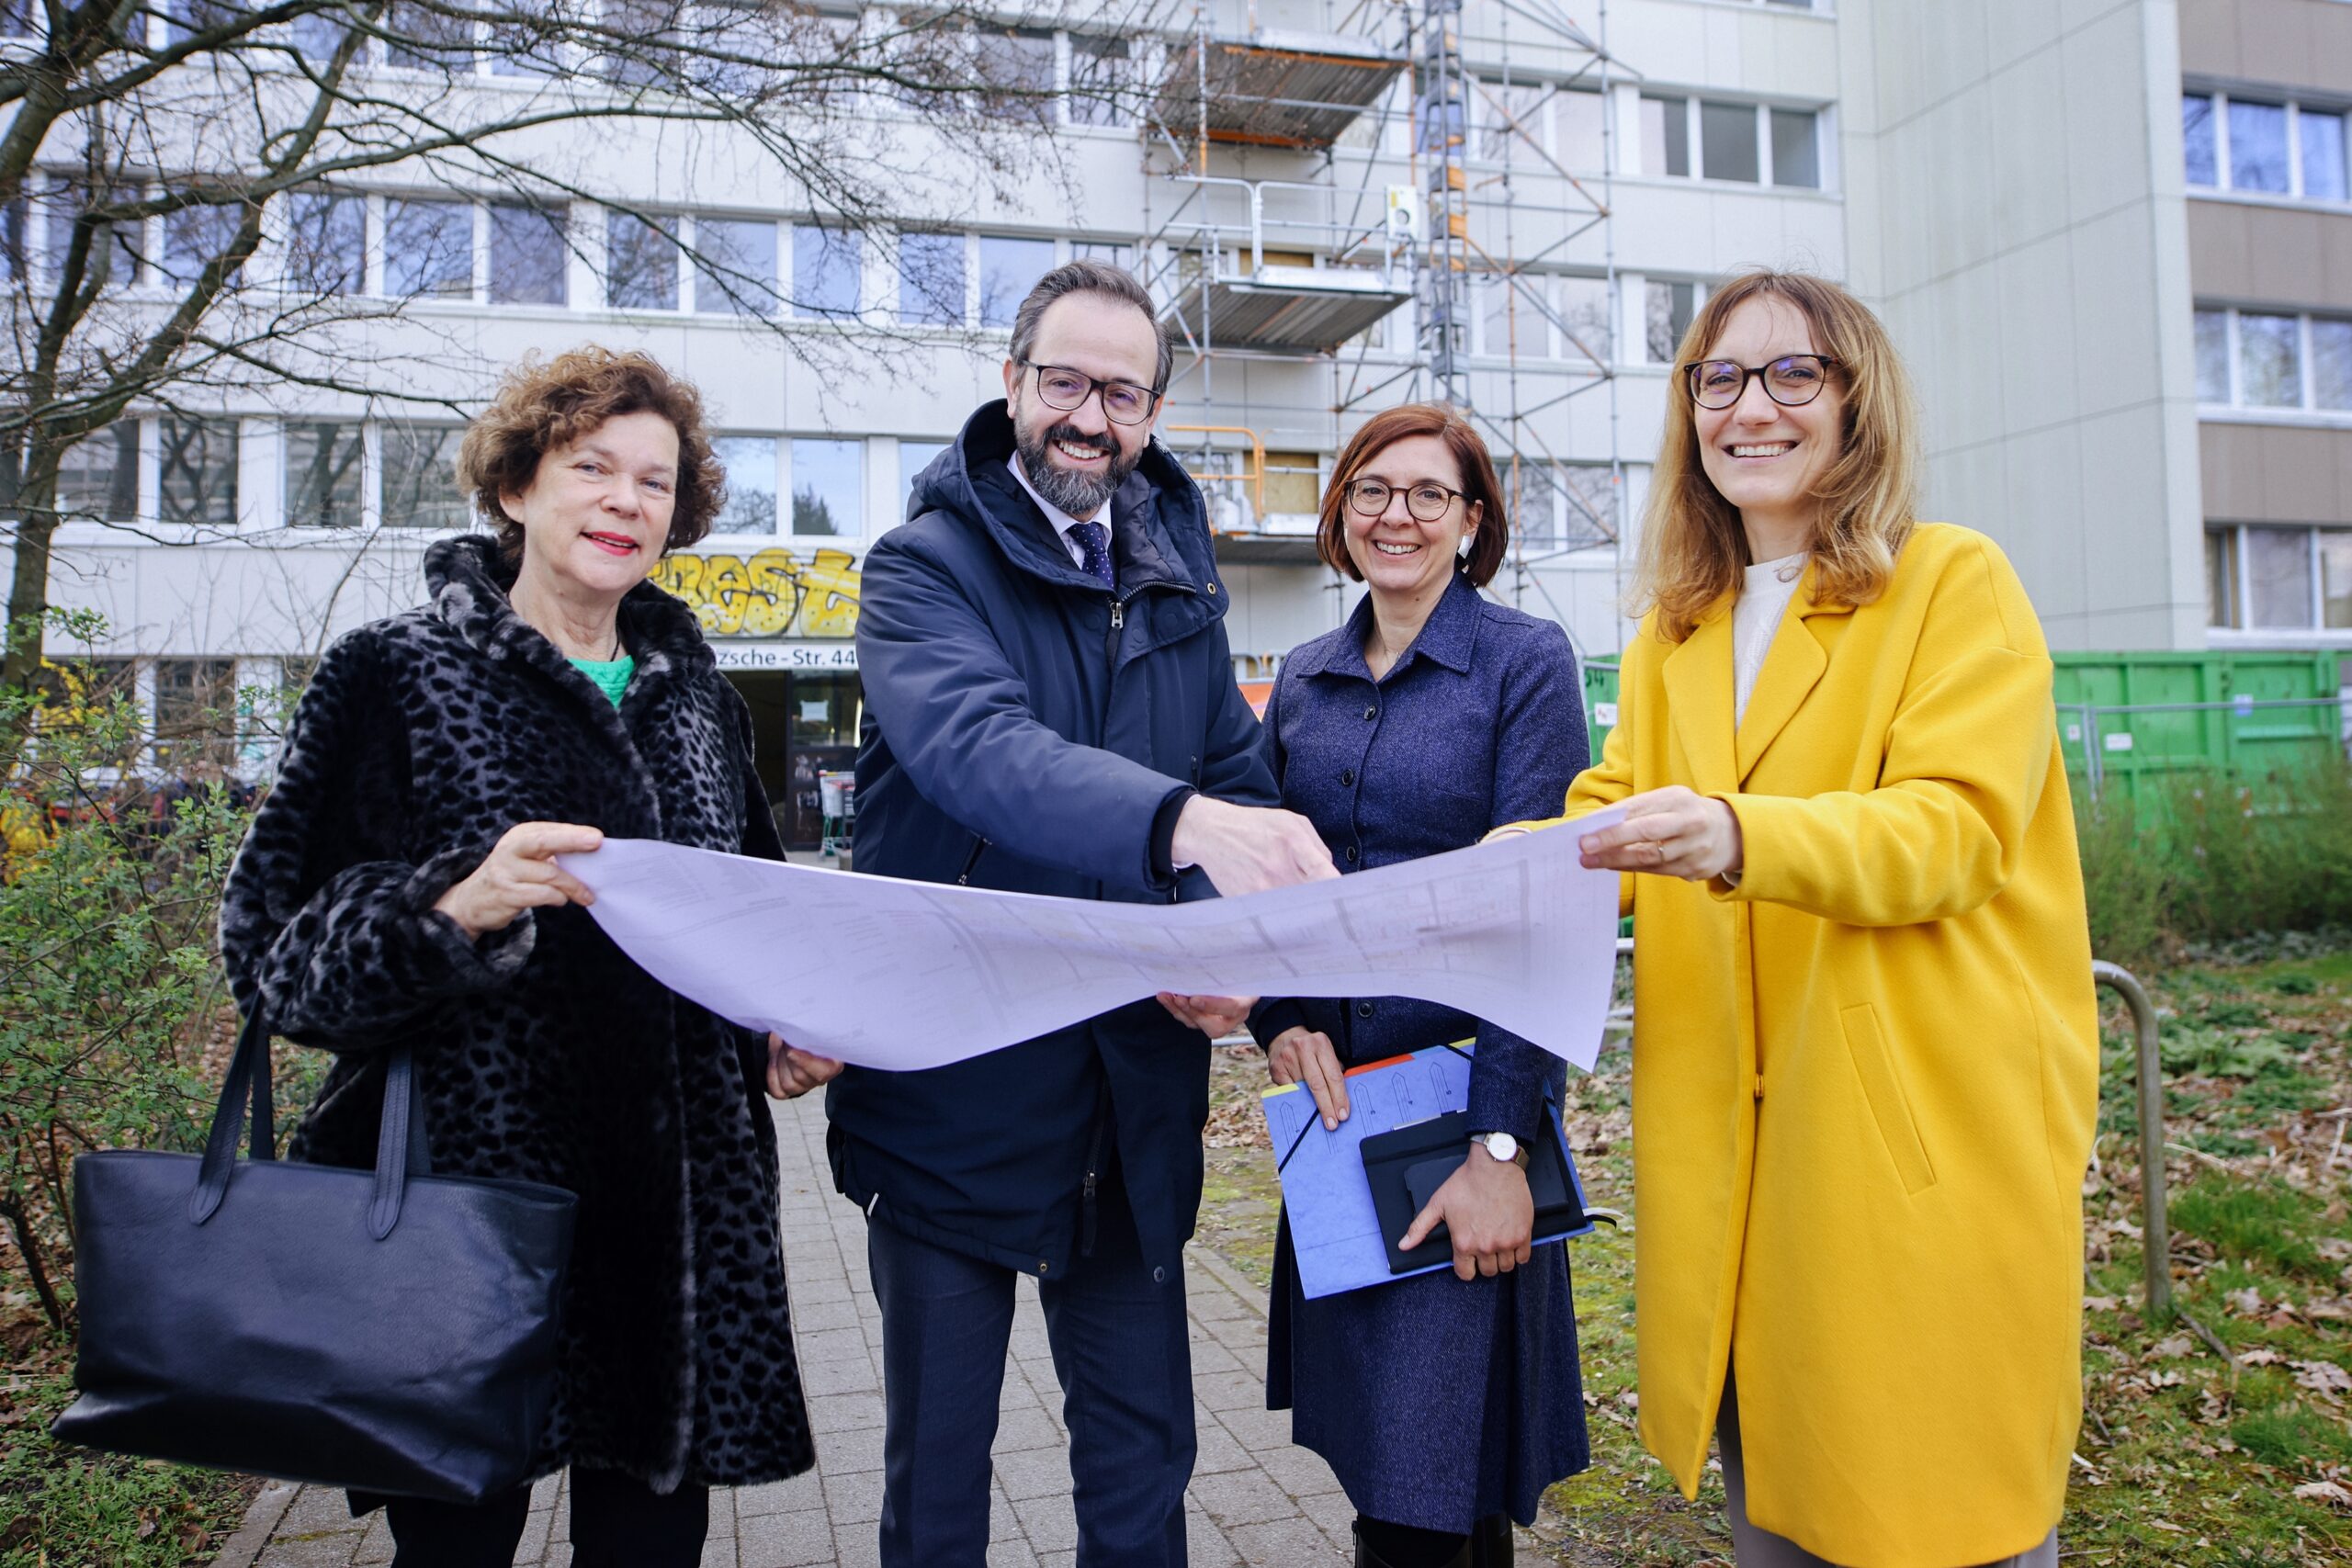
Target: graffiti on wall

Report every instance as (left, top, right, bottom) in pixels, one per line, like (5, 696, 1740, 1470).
(649, 548, 862, 639)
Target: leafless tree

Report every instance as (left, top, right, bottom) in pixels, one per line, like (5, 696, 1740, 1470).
(0, 0, 1152, 689)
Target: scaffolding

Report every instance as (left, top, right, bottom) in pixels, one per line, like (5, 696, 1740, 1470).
(1133, 0, 1632, 636)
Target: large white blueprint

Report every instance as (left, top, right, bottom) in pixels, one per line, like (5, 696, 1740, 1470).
(560, 806, 1625, 1074)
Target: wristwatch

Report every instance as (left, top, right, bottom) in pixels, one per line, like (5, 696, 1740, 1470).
(1470, 1131, 1527, 1168)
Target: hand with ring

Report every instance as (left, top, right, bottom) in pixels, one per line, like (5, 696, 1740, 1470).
(1576, 786, 1744, 882)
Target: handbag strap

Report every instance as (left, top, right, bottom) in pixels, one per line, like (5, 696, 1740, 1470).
(191, 1003, 434, 1240)
(368, 1046, 433, 1240)
(190, 1003, 277, 1224)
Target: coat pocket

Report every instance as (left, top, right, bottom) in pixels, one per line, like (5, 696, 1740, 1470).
(1838, 1003, 1937, 1195)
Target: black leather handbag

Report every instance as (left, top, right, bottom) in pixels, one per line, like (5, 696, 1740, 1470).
(51, 1004, 577, 1503)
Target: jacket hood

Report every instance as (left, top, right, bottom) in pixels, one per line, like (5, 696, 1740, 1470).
(424, 533, 716, 685)
(909, 400, 1226, 603)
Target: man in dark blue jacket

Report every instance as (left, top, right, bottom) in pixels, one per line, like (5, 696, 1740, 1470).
(831, 260, 1337, 1566)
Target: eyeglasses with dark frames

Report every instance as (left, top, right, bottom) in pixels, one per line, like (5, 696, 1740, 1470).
(1682, 354, 1839, 411)
(1019, 360, 1162, 426)
(1341, 478, 1466, 524)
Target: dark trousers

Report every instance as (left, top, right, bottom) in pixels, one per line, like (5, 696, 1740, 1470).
(865, 1190, 1194, 1568)
(381, 1468, 709, 1568)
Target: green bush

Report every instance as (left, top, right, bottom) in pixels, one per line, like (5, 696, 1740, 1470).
(2075, 760, 2352, 966)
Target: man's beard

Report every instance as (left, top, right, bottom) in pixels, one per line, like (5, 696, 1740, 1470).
(1015, 419, 1141, 519)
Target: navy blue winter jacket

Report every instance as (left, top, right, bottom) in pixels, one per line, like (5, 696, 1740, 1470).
(827, 400, 1278, 1281)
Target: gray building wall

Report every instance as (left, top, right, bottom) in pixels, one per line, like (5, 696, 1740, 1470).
(1838, 0, 2207, 650)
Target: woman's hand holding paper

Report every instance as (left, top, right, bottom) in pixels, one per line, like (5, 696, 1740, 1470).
(1266, 1026, 1350, 1131)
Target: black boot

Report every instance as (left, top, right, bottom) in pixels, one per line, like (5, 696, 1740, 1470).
(1351, 1517, 1473, 1568)
(1467, 1513, 1515, 1567)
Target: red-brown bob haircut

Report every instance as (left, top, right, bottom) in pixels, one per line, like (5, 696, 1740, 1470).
(458, 345, 725, 560)
(1317, 402, 1510, 588)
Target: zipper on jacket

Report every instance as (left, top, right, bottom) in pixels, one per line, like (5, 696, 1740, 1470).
(956, 835, 990, 886)
(1110, 598, 1125, 632)
(1079, 1078, 1112, 1258)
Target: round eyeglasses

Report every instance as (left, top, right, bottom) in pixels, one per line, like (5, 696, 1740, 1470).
(1021, 361, 1162, 426)
(1342, 478, 1465, 523)
(1683, 354, 1838, 411)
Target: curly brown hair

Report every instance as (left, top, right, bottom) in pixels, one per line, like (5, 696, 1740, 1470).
(457, 346, 726, 559)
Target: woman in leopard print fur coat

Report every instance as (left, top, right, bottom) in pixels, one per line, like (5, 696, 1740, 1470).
(219, 350, 816, 1566)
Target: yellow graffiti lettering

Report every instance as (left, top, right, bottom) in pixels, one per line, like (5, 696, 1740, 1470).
(651, 548, 862, 640)
(794, 549, 862, 638)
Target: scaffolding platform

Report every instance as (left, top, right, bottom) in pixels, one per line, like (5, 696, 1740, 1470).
(1165, 263, 1409, 354)
(1152, 29, 1406, 150)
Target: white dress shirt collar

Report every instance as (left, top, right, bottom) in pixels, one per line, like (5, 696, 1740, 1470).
(1007, 453, 1103, 570)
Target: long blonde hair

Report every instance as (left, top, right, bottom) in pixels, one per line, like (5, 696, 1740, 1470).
(1633, 271, 1919, 643)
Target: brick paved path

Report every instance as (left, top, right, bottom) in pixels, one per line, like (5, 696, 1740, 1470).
(224, 1090, 1459, 1568)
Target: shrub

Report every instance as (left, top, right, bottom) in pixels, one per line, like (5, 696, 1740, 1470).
(2075, 759, 2352, 966)
(0, 656, 255, 1331)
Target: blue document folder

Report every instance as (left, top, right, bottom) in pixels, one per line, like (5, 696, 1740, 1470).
(1261, 1041, 1594, 1299)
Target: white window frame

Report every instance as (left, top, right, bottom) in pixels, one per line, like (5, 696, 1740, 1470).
(2196, 305, 2352, 421)
(2187, 88, 2352, 206)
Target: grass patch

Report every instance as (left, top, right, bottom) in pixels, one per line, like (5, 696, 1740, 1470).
(0, 1316, 254, 1565)
(2168, 1179, 2330, 1280)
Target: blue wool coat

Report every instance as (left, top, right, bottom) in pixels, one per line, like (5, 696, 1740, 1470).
(1250, 570, 1592, 1530)
(831, 400, 1278, 1283)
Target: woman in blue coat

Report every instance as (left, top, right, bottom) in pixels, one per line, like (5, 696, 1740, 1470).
(1250, 403, 1591, 1568)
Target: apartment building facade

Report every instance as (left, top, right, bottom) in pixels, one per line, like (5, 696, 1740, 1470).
(14, 0, 2336, 845)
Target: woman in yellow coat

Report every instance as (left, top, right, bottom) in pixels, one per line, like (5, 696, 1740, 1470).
(1517, 271, 2098, 1566)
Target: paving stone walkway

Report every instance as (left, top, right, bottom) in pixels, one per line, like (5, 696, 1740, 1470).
(225, 1090, 1452, 1567)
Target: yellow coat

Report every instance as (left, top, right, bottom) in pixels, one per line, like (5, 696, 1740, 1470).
(1535, 524, 2098, 1566)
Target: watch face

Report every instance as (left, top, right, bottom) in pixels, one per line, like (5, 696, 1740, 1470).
(1484, 1132, 1519, 1162)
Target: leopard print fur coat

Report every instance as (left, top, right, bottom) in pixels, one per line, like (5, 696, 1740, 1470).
(219, 533, 814, 1495)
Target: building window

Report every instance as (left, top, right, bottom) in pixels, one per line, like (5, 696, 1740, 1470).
(2183, 93, 2218, 186)
(283, 191, 365, 295)
(1555, 89, 1605, 172)
(284, 421, 365, 528)
(1700, 101, 1759, 183)
(1478, 79, 1549, 162)
(1644, 96, 1819, 187)
(791, 225, 859, 320)
(978, 235, 1053, 330)
(605, 210, 680, 310)
(694, 217, 777, 316)
(153, 658, 239, 770)
(487, 0, 560, 76)
(2212, 525, 2352, 630)
(2229, 99, 2290, 193)
(2240, 311, 2301, 406)
(1555, 275, 1611, 364)
(384, 197, 473, 299)
(2248, 525, 2314, 627)
(381, 0, 473, 72)
(159, 417, 237, 526)
(1770, 108, 1821, 188)
(381, 423, 466, 528)
(2184, 90, 2350, 203)
(2194, 308, 2230, 401)
(899, 232, 966, 327)
(2206, 529, 2239, 628)
(789, 437, 862, 536)
(490, 203, 567, 305)
(1067, 34, 1133, 127)
(0, 196, 25, 283)
(1, 0, 35, 37)
(162, 200, 245, 288)
(2197, 306, 2352, 413)
(713, 434, 780, 534)
(1641, 95, 1689, 177)
(974, 27, 1055, 123)
(899, 438, 949, 512)
(1646, 279, 1697, 363)
(56, 423, 139, 522)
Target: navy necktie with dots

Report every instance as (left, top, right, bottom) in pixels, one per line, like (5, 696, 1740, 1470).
(1067, 522, 1114, 590)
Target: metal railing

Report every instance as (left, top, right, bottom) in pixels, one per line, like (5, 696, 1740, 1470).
(1604, 942, 2172, 1316)
(2067, 694, 2352, 802)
